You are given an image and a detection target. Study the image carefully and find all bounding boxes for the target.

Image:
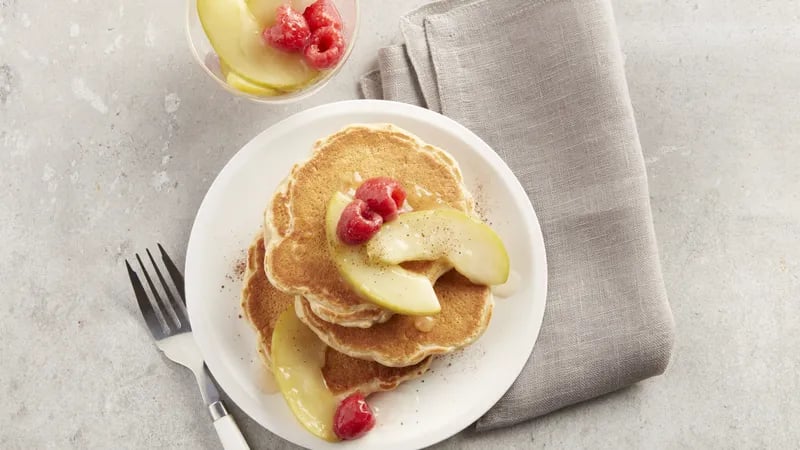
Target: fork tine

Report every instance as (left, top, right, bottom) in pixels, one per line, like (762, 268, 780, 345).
(158, 243, 185, 303)
(147, 248, 187, 331)
(135, 253, 174, 331)
(126, 260, 166, 339)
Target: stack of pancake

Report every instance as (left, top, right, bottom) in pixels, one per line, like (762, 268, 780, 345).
(242, 124, 494, 397)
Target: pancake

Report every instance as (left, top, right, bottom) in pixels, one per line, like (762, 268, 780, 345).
(295, 270, 494, 368)
(264, 124, 474, 327)
(241, 233, 431, 396)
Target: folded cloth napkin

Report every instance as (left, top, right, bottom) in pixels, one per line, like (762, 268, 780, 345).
(361, 0, 675, 431)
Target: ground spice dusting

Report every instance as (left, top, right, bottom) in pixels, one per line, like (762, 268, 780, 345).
(472, 182, 489, 223)
(225, 251, 248, 284)
(234, 259, 246, 278)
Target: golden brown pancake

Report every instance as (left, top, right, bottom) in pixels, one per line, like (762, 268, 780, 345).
(241, 233, 431, 396)
(241, 232, 291, 363)
(295, 270, 494, 368)
(321, 350, 429, 395)
(264, 124, 474, 326)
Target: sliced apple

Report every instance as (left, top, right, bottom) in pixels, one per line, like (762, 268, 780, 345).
(326, 192, 441, 315)
(226, 70, 282, 96)
(220, 59, 281, 97)
(197, 0, 318, 90)
(366, 209, 510, 286)
(271, 307, 339, 442)
(245, 0, 285, 27)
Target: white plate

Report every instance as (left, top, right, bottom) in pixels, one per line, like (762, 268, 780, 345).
(186, 100, 548, 450)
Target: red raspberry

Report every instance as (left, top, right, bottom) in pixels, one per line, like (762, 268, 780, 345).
(337, 199, 383, 245)
(355, 177, 407, 222)
(303, 26, 345, 69)
(263, 5, 311, 52)
(303, 0, 343, 31)
(333, 392, 375, 440)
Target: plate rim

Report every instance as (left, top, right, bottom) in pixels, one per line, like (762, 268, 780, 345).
(185, 99, 548, 449)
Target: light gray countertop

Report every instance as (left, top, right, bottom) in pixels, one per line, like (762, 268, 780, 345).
(1, 0, 798, 448)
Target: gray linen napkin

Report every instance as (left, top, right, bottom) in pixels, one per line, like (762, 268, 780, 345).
(361, 0, 675, 430)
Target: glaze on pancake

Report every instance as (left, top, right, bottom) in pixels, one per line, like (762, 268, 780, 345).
(241, 233, 431, 396)
(264, 124, 473, 326)
(295, 270, 494, 368)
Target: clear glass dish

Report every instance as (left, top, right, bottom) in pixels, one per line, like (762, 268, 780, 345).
(186, 0, 359, 104)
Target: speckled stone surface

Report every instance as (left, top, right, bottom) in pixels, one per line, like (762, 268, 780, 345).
(0, 1, 798, 449)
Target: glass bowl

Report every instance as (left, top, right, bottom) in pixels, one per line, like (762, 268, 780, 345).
(186, 0, 359, 104)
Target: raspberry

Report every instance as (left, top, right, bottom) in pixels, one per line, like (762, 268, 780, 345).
(337, 199, 383, 245)
(303, 0, 343, 31)
(263, 5, 311, 52)
(355, 177, 407, 222)
(303, 26, 345, 69)
(333, 392, 375, 440)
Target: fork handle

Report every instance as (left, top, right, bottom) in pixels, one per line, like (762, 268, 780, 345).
(210, 401, 250, 450)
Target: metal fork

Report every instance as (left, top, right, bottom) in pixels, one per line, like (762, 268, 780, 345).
(126, 244, 249, 450)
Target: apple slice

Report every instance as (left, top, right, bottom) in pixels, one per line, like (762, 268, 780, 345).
(366, 209, 510, 286)
(245, 0, 285, 27)
(225, 70, 282, 96)
(220, 59, 281, 97)
(246, 0, 319, 27)
(197, 0, 318, 90)
(326, 192, 441, 315)
(271, 307, 339, 442)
